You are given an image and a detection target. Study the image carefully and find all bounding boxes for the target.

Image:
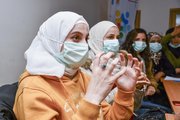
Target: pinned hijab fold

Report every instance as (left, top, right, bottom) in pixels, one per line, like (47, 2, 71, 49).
(25, 11, 89, 78)
(88, 21, 117, 59)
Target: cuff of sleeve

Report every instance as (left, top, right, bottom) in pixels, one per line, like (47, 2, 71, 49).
(77, 99, 100, 119)
(114, 89, 134, 106)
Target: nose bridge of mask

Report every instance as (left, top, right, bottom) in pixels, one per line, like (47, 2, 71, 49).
(135, 41, 144, 45)
(64, 41, 88, 56)
(103, 39, 120, 53)
(55, 41, 89, 68)
(132, 41, 147, 52)
(149, 42, 162, 53)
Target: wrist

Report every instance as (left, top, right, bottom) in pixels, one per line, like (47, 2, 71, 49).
(114, 89, 134, 106)
(84, 94, 101, 105)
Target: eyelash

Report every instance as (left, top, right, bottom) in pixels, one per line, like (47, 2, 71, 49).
(71, 35, 81, 41)
(107, 35, 120, 39)
(108, 36, 114, 39)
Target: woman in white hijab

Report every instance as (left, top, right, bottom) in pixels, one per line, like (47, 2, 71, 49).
(13, 12, 141, 120)
(81, 21, 150, 105)
(81, 21, 121, 75)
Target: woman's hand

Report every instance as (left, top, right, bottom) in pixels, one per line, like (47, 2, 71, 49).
(136, 62, 151, 86)
(116, 53, 141, 92)
(154, 71, 165, 82)
(145, 86, 156, 96)
(176, 68, 180, 74)
(171, 25, 180, 37)
(119, 51, 150, 88)
(136, 72, 151, 87)
(84, 52, 126, 105)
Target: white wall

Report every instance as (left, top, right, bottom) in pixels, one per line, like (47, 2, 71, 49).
(2, 0, 179, 86)
(138, 0, 180, 35)
(0, 0, 106, 86)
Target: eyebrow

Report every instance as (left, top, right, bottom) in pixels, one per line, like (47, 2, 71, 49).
(70, 31, 83, 35)
(70, 31, 89, 38)
(107, 33, 116, 36)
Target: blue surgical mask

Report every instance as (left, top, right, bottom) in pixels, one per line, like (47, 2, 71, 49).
(54, 41, 88, 69)
(169, 42, 180, 48)
(149, 42, 162, 53)
(103, 39, 120, 54)
(132, 41, 147, 52)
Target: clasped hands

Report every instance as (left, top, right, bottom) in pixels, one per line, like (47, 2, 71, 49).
(84, 52, 149, 105)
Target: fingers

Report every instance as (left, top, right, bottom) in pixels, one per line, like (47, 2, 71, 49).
(145, 86, 156, 96)
(99, 52, 114, 67)
(136, 72, 150, 85)
(111, 67, 126, 82)
(107, 58, 119, 75)
(92, 52, 114, 71)
(136, 80, 150, 85)
(127, 54, 133, 67)
(119, 53, 126, 66)
(134, 67, 141, 78)
(93, 52, 105, 67)
(139, 61, 143, 73)
(132, 57, 139, 68)
(136, 77, 150, 85)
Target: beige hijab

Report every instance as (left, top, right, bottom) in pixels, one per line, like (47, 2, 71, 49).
(88, 21, 117, 59)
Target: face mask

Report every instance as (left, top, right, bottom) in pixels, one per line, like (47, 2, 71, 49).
(132, 41, 147, 52)
(103, 39, 120, 54)
(149, 42, 162, 53)
(54, 41, 88, 69)
(169, 42, 180, 48)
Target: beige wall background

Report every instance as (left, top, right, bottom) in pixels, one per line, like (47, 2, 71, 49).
(137, 0, 180, 35)
(0, 0, 107, 85)
(0, 0, 179, 85)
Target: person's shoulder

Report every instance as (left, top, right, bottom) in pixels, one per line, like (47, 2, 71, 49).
(18, 71, 57, 92)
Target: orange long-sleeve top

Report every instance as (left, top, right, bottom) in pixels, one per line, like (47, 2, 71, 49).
(13, 70, 133, 120)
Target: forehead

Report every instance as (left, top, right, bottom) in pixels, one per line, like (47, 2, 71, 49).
(150, 35, 161, 41)
(70, 23, 89, 34)
(136, 33, 146, 38)
(105, 26, 119, 35)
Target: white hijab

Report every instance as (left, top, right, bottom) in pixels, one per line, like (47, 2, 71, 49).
(88, 21, 117, 59)
(25, 11, 88, 78)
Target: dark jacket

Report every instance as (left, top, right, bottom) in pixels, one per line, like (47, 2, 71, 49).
(0, 82, 18, 120)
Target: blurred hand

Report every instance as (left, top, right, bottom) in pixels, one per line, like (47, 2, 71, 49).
(171, 25, 180, 36)
(136, 72, 151, 86)
(154, 71, 165, 82)
(145, 86, 156, 96)
(176, 68, 180, 74)
(175, 113, 180, 120)
(116, 53, 141, 92)
(136, 60, 151, 86)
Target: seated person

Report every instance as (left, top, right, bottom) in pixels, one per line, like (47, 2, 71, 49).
(148, 32, 163, 75)
(81, 21, 149, 106)
(13, 11, 142, 120)
(121, 28, 158, 110)
(146, 32, 171, 108)
(155, 25, 180, 79)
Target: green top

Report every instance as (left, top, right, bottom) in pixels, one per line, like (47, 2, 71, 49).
(162, 34, 180, 68)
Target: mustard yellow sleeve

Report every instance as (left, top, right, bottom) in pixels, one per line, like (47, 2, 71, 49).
(101, 89, 134, 120)
(74, 99, 100, 120)
(13, 88, 101, 120)
(13, 88, 59, 120)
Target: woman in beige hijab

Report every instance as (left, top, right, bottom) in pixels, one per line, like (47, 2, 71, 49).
(82, 21, 150, 107)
